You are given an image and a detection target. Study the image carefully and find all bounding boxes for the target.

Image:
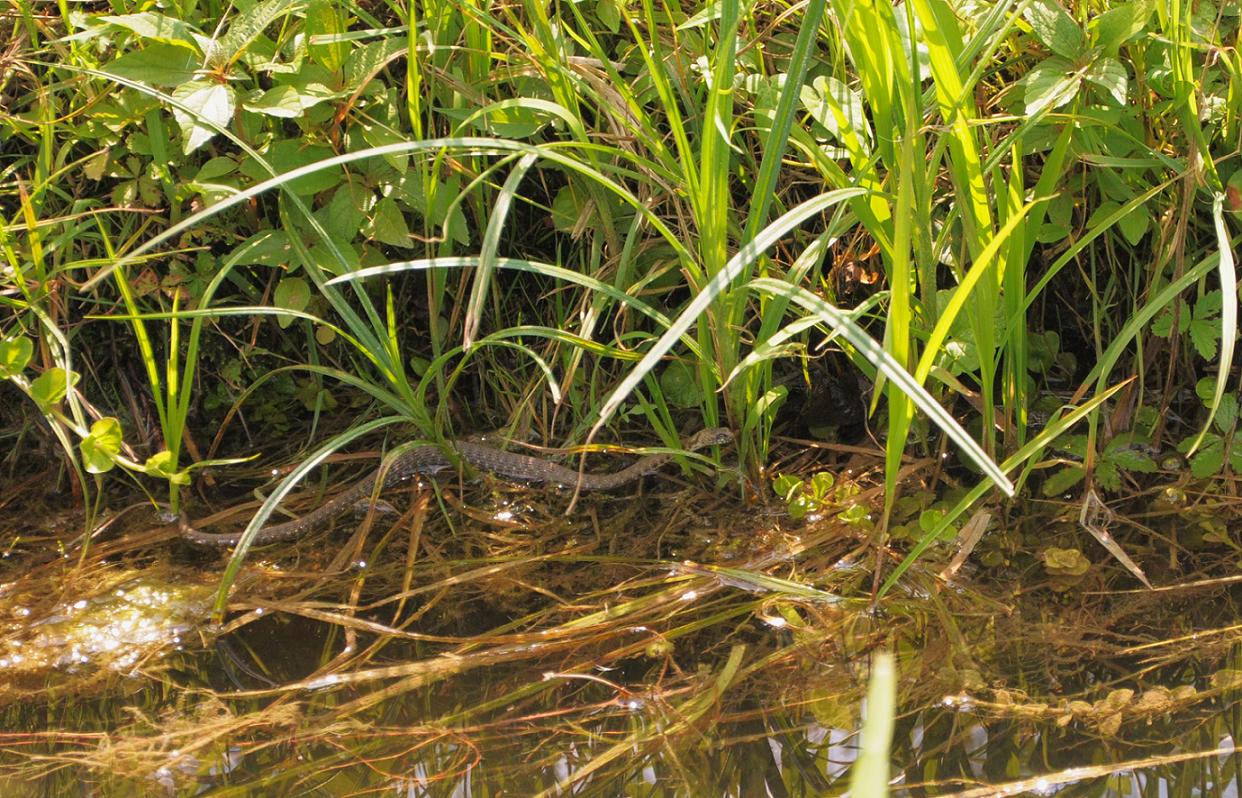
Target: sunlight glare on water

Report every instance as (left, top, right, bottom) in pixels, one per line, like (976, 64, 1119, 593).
(0, 577, 211, 675)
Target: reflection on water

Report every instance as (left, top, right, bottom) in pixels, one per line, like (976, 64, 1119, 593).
(0, 578, 211, 675)
(2, 492, 1242, 797)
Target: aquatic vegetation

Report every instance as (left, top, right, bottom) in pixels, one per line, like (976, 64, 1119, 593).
(4, 0, 1242, 791)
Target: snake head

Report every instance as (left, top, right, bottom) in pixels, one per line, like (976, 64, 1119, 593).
(686, 427, 734, 451)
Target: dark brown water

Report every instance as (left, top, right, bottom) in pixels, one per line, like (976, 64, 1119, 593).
(3, 486, 1242, 796)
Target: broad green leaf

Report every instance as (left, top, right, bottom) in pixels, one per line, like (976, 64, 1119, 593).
(171, 80, 236, 154)
(462, 102, 549, 139)
(596, 0, 621, 32)
(1042, 465, 1086, 496)
(30, 367, 79, 413)
(308, 237, 361, 275)
(773, 474, 803, 501)
(239, 140, 338, 195)
(799, 75, 871, 150)
(322, 180, 372, 241)
(83, 151, 108, 180)
(1107, 447, 1157, 473)
(80, 417, 123, 474)
(1198, 289, 1224, 317)
(230, 229, 293, 266)
(0, 336, 33, 378)
(101, 13, 205, 51)
(306, 0, 348, 71)
(1090, 0, 1154, 54)
(215, 0, 303, 67)
(1087, 199, 1145, 245)
(244, 85, 310, 118)
(1216, 393, 1240, 432)
(1023, 56, 1080, 114)
(1054, 434, 1089, 458)
(359, 119, 408, 173)
(1117, 204, 1149, 245)
(1023, 0, 1085, 59)
(1151, 303, 1189, 337)
(196, 156, 238, 181)
(659, 360, 702, 409)
(1084, 57, 1128, 105)
(249, 74, 340, 119)
(369, 197, 411, 248)
(1028, 330, 1061, 371)
(342, 37, 406, 95)
(102, 43, 199, 87)
(280, 64, 345, 101)
(551, 185, 583, 233)
(1189, 318, 1219, 360)
(809, 471, 836, 500)
(273, 276, 311, 328)
(1189, 437, 1223, 479)
(1092, 459, 1119, 490)
(295, 380, 338, 412)
(788, 495, 812, 520)
(917, 507, 947, 534)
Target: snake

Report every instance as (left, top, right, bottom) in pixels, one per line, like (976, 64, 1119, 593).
(179, 428, 733, 546)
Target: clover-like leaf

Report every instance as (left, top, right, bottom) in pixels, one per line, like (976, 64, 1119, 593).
(30, 368, 79, 413)
(143, 450, 189, 485)
(80, 417, 123, 474)
(0, 335, 33, 379)
(772, 474, 803, 503)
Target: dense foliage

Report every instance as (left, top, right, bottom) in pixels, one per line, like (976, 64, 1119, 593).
(2, 0, 1240, 566)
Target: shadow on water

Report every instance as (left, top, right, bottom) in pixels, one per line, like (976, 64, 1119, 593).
(4, 479, 1242, 796)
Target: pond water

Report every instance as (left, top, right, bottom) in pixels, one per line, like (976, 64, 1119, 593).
(2, 484, 1241, 796)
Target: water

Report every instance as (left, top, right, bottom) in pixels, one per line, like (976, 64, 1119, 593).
(2, 490, 1241, 796)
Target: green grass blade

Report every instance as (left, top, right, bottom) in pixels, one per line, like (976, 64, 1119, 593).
(848, 650, 896, 797)
(1183, 194, 1237, 456)
(211, 414, 411, 616)
(590, 188, 869, 438)
(464, 152, 537, 349)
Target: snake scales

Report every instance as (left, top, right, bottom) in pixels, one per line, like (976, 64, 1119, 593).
(179, 427, 733, 546)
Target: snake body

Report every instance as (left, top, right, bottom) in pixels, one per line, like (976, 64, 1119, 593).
(180, 428, 733, 546)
